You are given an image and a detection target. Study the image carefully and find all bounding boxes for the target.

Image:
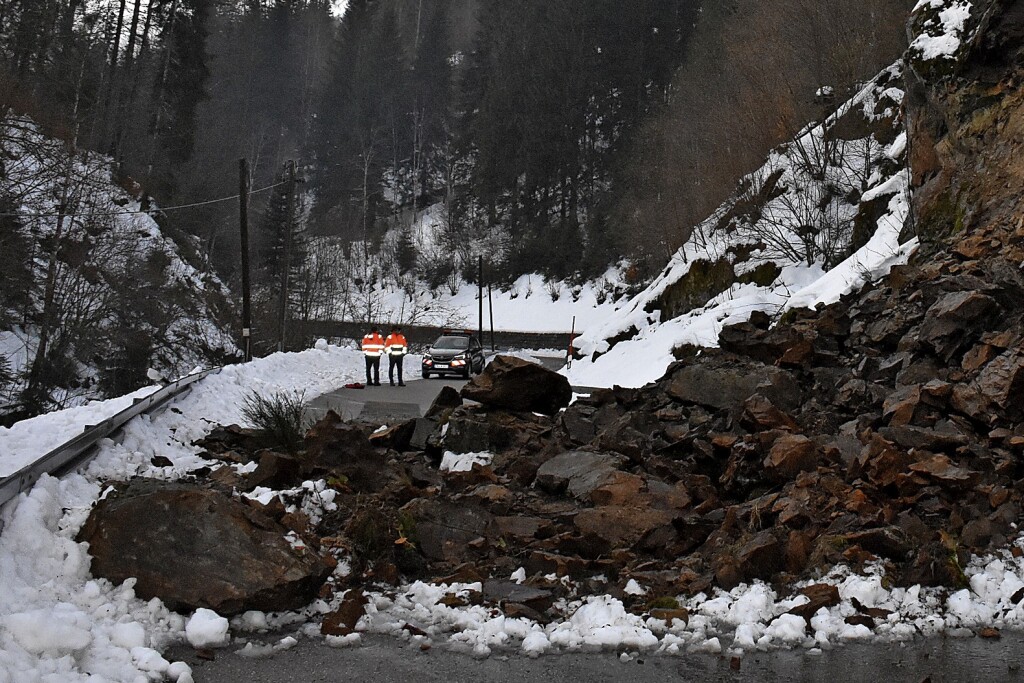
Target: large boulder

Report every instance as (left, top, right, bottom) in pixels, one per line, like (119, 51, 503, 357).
(666, 358, 802, 412)
(461, 355, 572, 415)
(918, 291, 999, 359)
(78, 479, 332, 616)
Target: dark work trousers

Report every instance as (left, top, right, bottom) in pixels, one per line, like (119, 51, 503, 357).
(365, 355, 380, 385)
(388, 354, 404, 385)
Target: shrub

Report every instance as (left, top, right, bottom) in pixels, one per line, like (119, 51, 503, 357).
(241, 390, 308, 452)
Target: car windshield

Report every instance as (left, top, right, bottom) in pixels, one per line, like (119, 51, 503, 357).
(433, 336, 470, 349)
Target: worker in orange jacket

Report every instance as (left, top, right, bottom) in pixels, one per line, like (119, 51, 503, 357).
(385, 326, 409, 386)
(361, 326, 384, 386)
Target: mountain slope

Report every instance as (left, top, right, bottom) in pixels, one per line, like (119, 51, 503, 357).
(566, 63, 916, 388)
(0, 118, 239, 416)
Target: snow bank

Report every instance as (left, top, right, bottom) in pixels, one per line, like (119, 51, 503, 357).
(0, 384, 161, 478)
(0, 343, 364, 682)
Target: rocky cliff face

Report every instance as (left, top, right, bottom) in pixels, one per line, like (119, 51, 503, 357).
(907, 0, 1024, 260)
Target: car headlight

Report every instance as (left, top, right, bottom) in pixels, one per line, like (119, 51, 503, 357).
(453, 353, 465, 360)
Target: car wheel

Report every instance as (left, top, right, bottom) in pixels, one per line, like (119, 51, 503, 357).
(422, 371, 430, 379)
(462, 367, 471, 380)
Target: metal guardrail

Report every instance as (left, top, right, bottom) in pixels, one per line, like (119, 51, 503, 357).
(0, 367, 222, 517)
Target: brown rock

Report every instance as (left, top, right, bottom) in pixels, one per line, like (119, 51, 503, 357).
(534, 451, 625, 497)
(908, 454, 978, 487)
(321, 591, 368, 636)
(962, 344, 1000, 372)
(483, 580, 555, 612)
(590, 471, 645, 506)
(244, 451, 303, 491)
(525, 551, 588, 578)
(442, 408, 554, 457)
(667, 361, 801, 412)
(789, 584, 841, 622)
(400, 499, 492, 563)
(763, 434, 817, 481)
(954, 351, 1024, 421)
(742, 394, 800, 431)
(841, 526, 911, 560)
(78, 480, 332, 616)
(883, 385, 922, 427)
(305, 413, 391, 492)
(736, 531, 784, 580)
(209, 465, 244, 489)
(368, 420, 417, 450)
(919, 291, 999, 359)
(779, 339, 817, 368)
(461, 355, 572, 415)
(425, 385, 462, 419)
(491, 516, 545, 540)
(573, 506, 674, 547)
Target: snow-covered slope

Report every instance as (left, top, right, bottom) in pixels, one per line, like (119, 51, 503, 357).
(0, 118, 239, 413)
(565, 64, 917, 388)
(305, 206, 630, 334)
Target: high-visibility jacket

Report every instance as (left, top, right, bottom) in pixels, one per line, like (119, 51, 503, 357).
(385, 332, 408, 356)
(362, 332, 385, 357)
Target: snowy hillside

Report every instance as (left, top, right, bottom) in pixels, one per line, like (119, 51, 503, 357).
(0, 118, 239, 415)
(303, 204, 631, 334)
(565, 64, 918, 388)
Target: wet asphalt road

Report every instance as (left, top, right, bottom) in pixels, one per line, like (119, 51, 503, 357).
(171, 631, 1024, 683)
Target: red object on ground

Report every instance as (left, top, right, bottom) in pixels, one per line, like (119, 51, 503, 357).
(344, 382, 366, 389)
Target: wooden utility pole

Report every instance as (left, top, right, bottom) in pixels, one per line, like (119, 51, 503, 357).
(488, 280, 495, 352)
(478, 256, 484, 346)
(239, 158, 252, 362)
(567, 315, 576, 369)
(277, 159, 297, 352)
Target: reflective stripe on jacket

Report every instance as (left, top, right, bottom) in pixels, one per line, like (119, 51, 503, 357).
(362, 333, 385, 357)
(385, 333, 408, 356)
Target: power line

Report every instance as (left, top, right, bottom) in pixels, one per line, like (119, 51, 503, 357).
(0, 180, 289, 220)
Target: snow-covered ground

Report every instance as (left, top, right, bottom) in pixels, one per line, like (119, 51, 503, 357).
(359, 271, 623, 334)
(4, 343, 1024, 681)
(0, 384, 161, 478)
(0, 345, 366, 682)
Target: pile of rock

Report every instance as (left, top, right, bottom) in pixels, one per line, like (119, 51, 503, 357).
(80, 282, 1024, 621)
